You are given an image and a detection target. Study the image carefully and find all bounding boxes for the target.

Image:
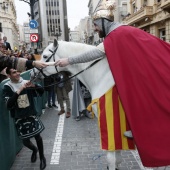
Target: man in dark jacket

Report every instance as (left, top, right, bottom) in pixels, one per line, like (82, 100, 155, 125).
(55, 71, 72, 118)
(3, 36, 11, 50)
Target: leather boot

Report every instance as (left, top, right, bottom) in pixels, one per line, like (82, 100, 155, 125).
(35, 135, 46, 169)
(66, 112, 71, 118)
(22, 139, 38, 163)
(40, 156, 46, 170)
(58, 109, 65, 115)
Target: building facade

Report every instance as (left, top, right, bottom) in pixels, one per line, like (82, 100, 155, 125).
(34, 0, 69, 49)
(123, 0, 170, 42)
(0, 0, 19, 49)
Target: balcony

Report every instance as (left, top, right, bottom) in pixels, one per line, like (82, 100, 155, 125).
(161, 0, 170, 13)
(124, 6, 153, 25)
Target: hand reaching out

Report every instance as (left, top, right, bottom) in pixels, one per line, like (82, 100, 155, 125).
(55, 58, 69, 67)
(33, 61, 49, 69)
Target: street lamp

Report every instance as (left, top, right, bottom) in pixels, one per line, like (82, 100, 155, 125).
(19, 0, 39, 19)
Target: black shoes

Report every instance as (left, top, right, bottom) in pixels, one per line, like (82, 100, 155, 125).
(40, 156, 46, 170)
(31, 148, 38, 163)
(52, 104, 58, 108)
(48, 105, 53, 109)
(48, 104, 58, 108)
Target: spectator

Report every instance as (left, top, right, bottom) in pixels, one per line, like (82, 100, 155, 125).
(3, 68, 46, 170)
(44, 75, 58, 108)
(0, 53, 48, 73)
(55, 71, 72, 118)
(72, 78, 92, 121)
(3, 36, 12, 50)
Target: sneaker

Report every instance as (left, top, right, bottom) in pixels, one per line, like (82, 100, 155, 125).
(75, 116, 80, 121)
(52, 104, 58, 108)
(124, 130, 133, 138)
(48, 105, 52, 109)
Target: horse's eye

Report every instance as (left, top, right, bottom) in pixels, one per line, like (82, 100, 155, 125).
(43, 55, 48, 59)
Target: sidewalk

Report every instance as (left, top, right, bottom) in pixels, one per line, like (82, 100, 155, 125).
(10, 105, 151, 170)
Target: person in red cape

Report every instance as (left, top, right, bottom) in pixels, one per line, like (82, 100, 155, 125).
(56, 0, 170, 168)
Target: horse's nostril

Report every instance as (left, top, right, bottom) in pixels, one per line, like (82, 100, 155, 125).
(43, 55, 47, 59)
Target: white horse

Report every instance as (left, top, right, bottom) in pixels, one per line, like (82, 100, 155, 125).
(31, 39, 127, 170)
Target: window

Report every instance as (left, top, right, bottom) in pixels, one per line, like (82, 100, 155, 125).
(0, 23, 2, 32)
(132, 1, 136, 13)
(159, 29, 166, 41)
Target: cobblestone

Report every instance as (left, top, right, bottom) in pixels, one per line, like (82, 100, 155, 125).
(10, 99, 147, 170)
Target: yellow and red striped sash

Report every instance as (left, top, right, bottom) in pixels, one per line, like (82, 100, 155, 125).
(88, 86, 135, 151)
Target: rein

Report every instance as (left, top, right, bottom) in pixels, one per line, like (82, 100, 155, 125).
(30, 43, 103, 89)
(31, 58, 103, 89)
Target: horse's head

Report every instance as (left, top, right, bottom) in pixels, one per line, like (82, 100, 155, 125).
(30, 39, 64, 80)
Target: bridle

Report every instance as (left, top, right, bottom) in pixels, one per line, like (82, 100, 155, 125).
(30, 44, 59, 82)
(30, 43, 103, 89)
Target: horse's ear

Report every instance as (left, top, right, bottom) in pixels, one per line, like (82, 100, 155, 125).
(53, 39, 58, 48)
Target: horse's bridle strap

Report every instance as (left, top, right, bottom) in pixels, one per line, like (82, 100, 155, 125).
(29, 58, 103, 90)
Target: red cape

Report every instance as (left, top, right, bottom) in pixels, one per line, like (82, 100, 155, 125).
(104, 26, 170, 167)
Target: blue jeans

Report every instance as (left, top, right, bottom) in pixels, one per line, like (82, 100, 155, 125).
(48, 86, 55, 105)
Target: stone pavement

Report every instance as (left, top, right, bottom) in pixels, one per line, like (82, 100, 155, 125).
(10, 102, 168, 170)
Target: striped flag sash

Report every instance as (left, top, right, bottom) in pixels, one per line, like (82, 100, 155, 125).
(88, 86, 135, 151)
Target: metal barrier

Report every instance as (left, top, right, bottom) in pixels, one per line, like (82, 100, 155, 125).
(0, 70, 47, 170)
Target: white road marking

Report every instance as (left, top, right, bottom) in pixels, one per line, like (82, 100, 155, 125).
(50, 113, 65, 164)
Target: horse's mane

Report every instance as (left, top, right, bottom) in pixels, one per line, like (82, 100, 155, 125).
(57, 41, 96, 58)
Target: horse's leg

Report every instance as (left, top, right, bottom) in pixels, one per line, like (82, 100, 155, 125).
(106, 151, 117, 170)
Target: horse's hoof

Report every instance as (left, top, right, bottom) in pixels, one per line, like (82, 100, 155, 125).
(107, 166, 109, 170)
(106, 166, 119, 170)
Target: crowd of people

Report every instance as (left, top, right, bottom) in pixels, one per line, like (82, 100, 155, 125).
(0, 35, 93, 170)
(0, 36, 38, 82)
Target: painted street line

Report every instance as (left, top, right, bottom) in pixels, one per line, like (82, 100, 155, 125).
(50, 113, 65, 164)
